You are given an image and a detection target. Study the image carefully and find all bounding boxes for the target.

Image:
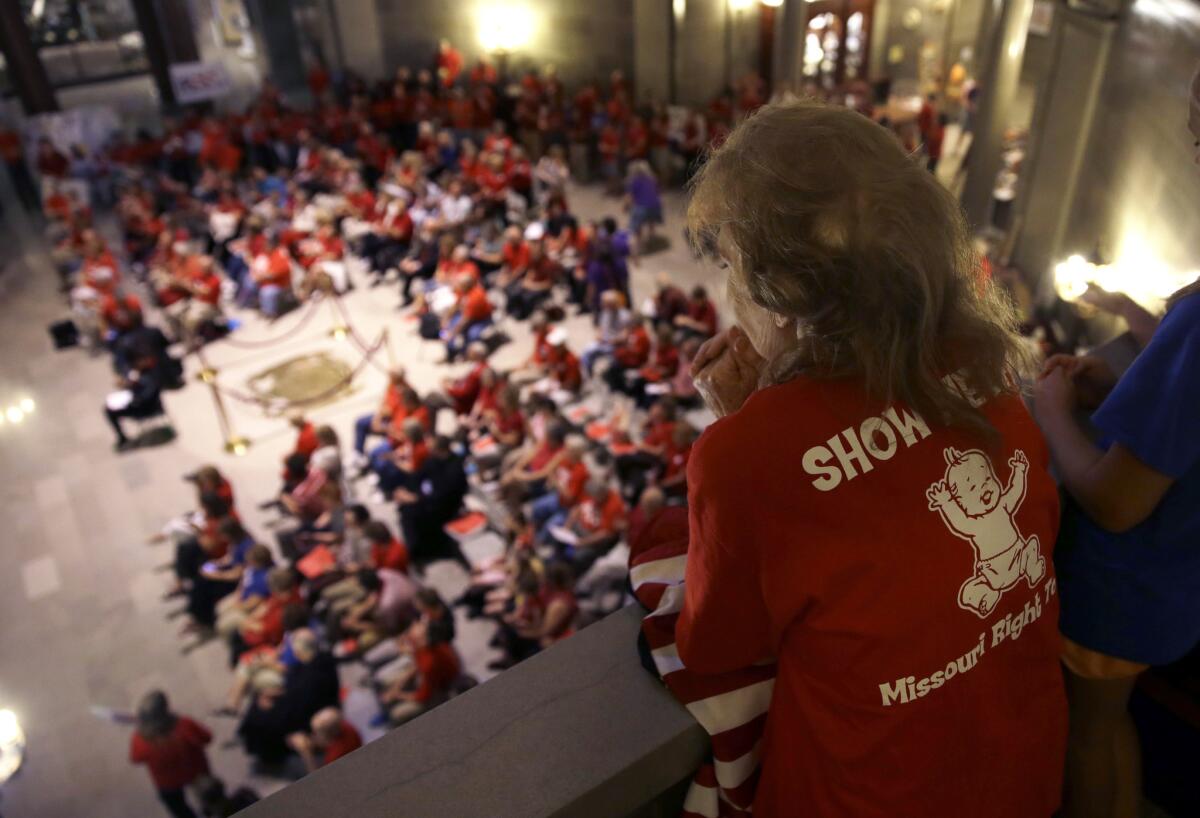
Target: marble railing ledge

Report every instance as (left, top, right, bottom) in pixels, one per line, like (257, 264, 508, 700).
(237, 604, 709, 818)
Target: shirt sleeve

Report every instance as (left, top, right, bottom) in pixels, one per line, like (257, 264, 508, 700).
(1092, 293, 1200, 478)
(675, 422, 774, 674)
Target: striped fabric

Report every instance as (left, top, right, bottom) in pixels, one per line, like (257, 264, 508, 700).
(628, 508, 778, 818)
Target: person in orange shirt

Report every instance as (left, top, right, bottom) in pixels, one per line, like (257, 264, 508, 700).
(352, 368, 409, 463)
(443, 273, 493, 362)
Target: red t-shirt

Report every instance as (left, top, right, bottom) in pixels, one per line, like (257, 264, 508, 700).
(676, 378, 1066, 817)
(322, 720, 362, 765)
(372, 538, 409, 574)
(192, 271, 222, 306)
(554, 459, 590, 507)
(502, 240, 530, 273)
(459, 285, 493, 324)
(414, 643, 461, 703)
(129, 717, 212, 791)
(577, 490, 626, 535)
(615, 327, 651, 368)
(294, 423, 319, 459)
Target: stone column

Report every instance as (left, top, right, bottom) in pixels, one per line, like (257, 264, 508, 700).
(0, 1, 57, 113)
(247, 0, 307, 94)
(1009, 8, 1119, 302)
(960, 0, 1034, 229)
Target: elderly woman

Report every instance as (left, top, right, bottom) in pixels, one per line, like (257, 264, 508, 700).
(674, 101, 1066, 816)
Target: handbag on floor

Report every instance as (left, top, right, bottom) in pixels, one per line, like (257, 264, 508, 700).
(48, 318, 79, 349)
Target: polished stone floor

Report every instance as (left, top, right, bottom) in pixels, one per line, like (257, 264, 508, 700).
(0, 182, 719, 817)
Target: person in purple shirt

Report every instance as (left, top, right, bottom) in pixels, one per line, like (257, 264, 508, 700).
(625, 159, 663, 255)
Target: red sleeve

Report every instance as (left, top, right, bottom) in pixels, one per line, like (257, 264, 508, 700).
(675, 423, 774, 674)
(129, 733, 149, 764)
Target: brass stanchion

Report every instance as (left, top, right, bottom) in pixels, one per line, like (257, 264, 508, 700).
(195, 349, 249, 456)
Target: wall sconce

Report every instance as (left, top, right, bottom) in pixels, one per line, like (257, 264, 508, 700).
(477, 3, 536, 53)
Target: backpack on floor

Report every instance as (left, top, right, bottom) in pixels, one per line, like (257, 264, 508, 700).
(49, 319, 79, 349)
(418, 312, 442, 340)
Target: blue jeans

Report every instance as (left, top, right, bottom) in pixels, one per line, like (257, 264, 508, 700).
(260, 284, 285, 317)
(581, 343, 612, 377)
(446, 318, 491, 361)
(354, 413, 375, 454)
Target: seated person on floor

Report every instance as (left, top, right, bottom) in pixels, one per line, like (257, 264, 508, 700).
(351, 367, 409, 467)
(229, 567, 302, 668)
(674, 284, 719, 339)
(500, 421, 569, 514)
(604, 314, 652, 391)
(217, 601, 308, 717)
(330, 567, 419, 655)
(288, 707, 363, 774)
(546, 478, 628, 576)
(582, 290, 632, 377)
(378, 617, 460, 725)
(237, 628, 339, 766)
(529, 434, 591, 542)
(442, 273, 493, 362)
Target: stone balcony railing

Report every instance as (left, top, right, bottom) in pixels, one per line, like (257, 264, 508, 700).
(237, 604, 708, 818)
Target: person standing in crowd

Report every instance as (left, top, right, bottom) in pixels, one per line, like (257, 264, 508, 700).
(625, 159, 662, 256)
(1029, 65, 1200, 818)
(673, 101, 1066, 817)
(0, 123, 39, 212)
(396, 435, 469, 570)
(129, 691, 213, 818)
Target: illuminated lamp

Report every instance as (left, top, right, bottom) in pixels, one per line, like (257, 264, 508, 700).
(477, 3, 536, 53)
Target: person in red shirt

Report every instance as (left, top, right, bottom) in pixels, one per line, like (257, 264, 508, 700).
(443, 275, 494, 362)
(235, 568, 301, 658)
(436, 39, 463, 87)
(469, 57, 497, 87)
(664, 101, 1066, 818)
(501, 421, 570, 513)
(441, 342, 489, 416)
(35, 136, 68, 178)
(129, 691, 212, 818)
(544, 330, 583, 393)
(0, 126, 39, 210)
(605, 314, 652, 392)
(598, 121, 622, 194)
(557, 478, 627, 575)
(530, 435, 591, 540)
(247, 244, 294, 317)
(307, 61, 331, 102)
(365, 521, 410, 574)
(674, 285, 719, 339)
(505, 238, 557, 320)
(381, 617, 460, 724)
(290, 707, 362, 773)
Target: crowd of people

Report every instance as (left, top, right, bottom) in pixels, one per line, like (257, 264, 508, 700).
(24, 42, 742, 818)
(15, 31, 1196, 818)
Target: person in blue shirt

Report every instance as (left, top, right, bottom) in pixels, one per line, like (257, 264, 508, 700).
(1034, 274, 1200, 818)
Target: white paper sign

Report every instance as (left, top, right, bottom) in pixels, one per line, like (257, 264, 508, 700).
(170, 61, 234, 104)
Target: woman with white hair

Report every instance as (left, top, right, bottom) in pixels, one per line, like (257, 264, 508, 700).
(674, 101, 1066, 816)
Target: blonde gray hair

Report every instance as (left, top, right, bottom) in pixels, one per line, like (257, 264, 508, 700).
(688, 100, 1029, 436)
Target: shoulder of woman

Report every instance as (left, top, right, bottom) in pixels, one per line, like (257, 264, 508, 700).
(693, 377, 824, 476)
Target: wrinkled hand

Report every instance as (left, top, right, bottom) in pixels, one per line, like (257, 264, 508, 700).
(1033, 366, 1077, 419)
(691, 326, 765, 418)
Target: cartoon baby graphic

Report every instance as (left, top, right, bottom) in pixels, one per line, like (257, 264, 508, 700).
(926, 447, 1047, 617)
